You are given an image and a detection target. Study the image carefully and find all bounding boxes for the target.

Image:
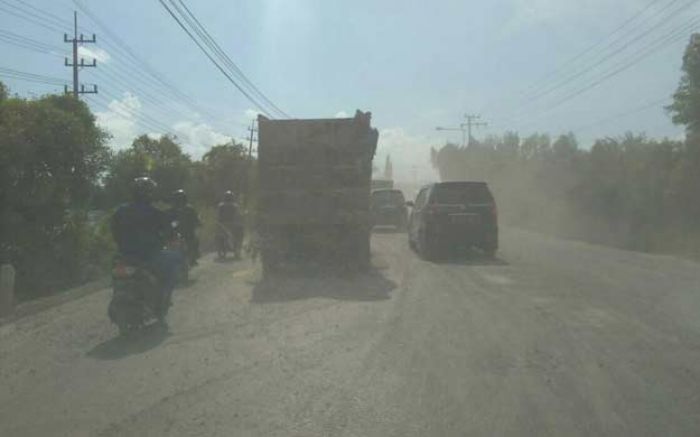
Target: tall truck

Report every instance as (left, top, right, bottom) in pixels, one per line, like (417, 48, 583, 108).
(256, 110, 378, 274)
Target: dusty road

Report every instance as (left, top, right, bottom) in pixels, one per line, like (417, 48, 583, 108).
(2, 229, 700, 436)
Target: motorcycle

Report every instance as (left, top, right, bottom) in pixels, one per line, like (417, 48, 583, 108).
(215, 222, 233, 260)
(167, 220, 190, 284)
(108, 257, 165, 336)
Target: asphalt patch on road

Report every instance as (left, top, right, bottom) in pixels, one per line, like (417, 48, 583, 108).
(251, 267, 397, 303)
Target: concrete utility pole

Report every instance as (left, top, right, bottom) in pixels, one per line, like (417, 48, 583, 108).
(64, 11, 97, 98)
(244, 119, 258, 206)
(464, 114, 488, 147)
(247, 119, 258, 159)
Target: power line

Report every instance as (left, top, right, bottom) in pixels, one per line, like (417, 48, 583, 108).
(93, 67, 164, 107)
(507, 16, 700, 131)
(89, 95, 169, 137)
(93, 89, 173, 134)
(571, 96, 671, 132)
(0, 3, 64, 33)
(72, 0, 223, 124)
(0, 32, 245, 140)
(9, 0, 70, 29)
(483, 0, 699, 125)
(482, 0, 679, 116)
(0, 66, 66, 86)
(158, 0, 275, 118)
(4, 1, 234, 133)
(9, 0, 226, 128)
(172, 0, 289, 118)
(520, 0, 679, 100)
(0, 29, 64, 53)
(480, 0, 676, 115)
(518, 0, 697, 110)
(491, 13, 700, 132)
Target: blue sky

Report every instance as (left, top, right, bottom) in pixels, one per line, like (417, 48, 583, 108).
(0, 0, 696, 181)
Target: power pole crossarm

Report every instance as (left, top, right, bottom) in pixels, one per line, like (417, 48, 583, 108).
(464, 114, 488, 147)
(64, 11, 97, 98)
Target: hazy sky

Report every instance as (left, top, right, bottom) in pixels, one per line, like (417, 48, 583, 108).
(1, 0, 696, 181)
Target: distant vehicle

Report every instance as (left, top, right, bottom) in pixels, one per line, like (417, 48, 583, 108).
(371, 189, 408, 230)
(256, 110, 378, 274)
(407, 182, 498, 259)
(371, 179, 394, 190)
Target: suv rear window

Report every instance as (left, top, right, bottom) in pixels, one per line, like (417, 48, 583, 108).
(430, 183, 493, 204)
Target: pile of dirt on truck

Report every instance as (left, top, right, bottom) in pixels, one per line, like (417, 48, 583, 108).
(256, 110, 378, 274)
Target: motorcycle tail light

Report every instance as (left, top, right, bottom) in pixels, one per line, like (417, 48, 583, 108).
(112, 264, 137, 278)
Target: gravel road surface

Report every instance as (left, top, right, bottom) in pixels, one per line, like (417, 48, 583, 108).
(2, 229, 700, 436)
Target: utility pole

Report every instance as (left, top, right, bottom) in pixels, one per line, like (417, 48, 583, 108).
(436, 125, 467, 147)
(464, 114, 488, 147)
(244, 119, 258, 206)
(247, 119, 258, 159)
(64, 11, 97, 98)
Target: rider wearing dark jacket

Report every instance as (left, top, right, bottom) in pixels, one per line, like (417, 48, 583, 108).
(111, 177, 180, 313)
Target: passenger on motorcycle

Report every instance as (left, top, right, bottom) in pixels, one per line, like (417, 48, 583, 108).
(110, 177, 181, 316)
(217, 191, 243, 259)
(167, 189, 201, 266)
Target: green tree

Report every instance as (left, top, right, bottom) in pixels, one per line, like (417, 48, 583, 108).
(667, 33, 700, 232)
(552, 132, 578, 160)
(668, 33, 700, 143)
(103, 134, 192, 204)
(194, 140, 248, 204)
(0, 82, 7, 103)
(0, 84, 110, 295)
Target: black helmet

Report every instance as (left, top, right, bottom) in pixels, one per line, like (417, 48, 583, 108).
(172, 189, 187, 205)
(132, 177, 157, 202)
(224, 190, 235, 202)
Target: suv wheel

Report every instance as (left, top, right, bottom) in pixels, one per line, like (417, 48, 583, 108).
(419, 232, 439, 261)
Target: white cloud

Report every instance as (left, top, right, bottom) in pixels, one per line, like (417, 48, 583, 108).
(94, 93, 231, 155)
(78, 46, 111, 63)
(375, 127, 441, 184)
(95, 92, 143, 149)
(334, 110, 349, 118)
(172, 121, 232, 158)
(244, 108, 261, 121)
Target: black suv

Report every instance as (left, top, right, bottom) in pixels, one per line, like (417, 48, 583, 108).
(371, 189, 408, 230)
(407, 182, 498, 259)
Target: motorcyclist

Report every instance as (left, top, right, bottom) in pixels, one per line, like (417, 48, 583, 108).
(168, 189, 201, 266)
(217, 191, 243, 259)
(110, 177, 180, 317)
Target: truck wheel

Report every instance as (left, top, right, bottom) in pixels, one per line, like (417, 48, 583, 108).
(482, 246, 497, 259)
